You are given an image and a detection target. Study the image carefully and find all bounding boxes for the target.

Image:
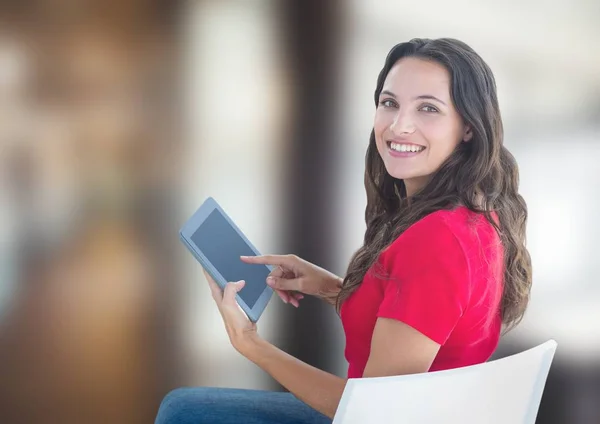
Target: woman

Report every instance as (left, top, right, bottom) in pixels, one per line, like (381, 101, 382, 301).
(155, 37, 532, 424)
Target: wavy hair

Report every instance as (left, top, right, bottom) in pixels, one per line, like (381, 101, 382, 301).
(336, 38, 532, 331)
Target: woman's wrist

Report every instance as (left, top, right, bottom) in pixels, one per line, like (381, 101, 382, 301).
(233, 331, 263, 356)
(319, 275, 343, 305)
(236, 332, 268, 359)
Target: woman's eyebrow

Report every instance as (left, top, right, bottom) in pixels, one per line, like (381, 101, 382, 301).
(379, 90, 447, 106)
(415, 94, 447, 105)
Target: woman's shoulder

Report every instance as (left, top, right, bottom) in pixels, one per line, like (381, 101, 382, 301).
(384, 206, 497, 258)
(408, 206, 495, 236)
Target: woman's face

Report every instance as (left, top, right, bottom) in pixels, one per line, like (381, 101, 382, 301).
(374, 57, 472, 196)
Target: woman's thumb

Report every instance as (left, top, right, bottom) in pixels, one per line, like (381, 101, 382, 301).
(267, 276, 299, 291)
(225, 280, 245, 301)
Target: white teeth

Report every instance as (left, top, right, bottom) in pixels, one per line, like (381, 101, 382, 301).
(389, 142, 424, 153)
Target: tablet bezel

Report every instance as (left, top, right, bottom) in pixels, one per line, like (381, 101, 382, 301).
(179, 196, 274, 322)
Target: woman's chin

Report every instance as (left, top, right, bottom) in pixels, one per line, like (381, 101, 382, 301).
(385, 169, 420, 181)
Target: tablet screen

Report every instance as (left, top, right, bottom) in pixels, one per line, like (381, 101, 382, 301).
(190, 209, 270, 308)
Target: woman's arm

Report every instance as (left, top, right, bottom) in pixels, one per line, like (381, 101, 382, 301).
(240, 337, 347, 419)
(238, 317, 441, 419)
(362, 318, 440, 377)
(205, 269, 441, 419)
(319, 275, 344, 305)
(204, 270, 346, 418)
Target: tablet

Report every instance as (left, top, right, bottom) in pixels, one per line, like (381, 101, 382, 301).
(179, 197, 274, 322)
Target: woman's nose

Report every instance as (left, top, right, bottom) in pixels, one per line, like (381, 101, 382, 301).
(390, 110, 416, 136)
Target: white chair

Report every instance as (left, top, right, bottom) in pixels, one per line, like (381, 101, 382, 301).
(333, 340, 557, 424)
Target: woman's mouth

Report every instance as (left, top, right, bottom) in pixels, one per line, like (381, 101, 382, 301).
(387, 141, 426, 157)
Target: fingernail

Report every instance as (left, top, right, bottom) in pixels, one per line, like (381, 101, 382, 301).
(266, 277, 274, 285)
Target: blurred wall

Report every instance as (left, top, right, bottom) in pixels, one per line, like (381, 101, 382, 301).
(0, 1, 184, 423)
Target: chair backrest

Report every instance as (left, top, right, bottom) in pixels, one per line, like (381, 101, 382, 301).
(333, 340, 557, 424)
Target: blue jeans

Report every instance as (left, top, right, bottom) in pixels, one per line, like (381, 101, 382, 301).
(155, 387, 333, 424)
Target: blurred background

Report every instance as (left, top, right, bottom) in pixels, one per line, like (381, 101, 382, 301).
(0, 0, 598, 423)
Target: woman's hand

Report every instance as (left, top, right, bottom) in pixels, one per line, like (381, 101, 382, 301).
(241, 254, 343, 306)
(203, 269, 258, 353)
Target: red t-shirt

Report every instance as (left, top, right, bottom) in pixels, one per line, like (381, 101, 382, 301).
(341, 207, 504, 379)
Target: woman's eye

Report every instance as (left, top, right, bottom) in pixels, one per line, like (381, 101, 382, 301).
(379, 99, 397, 108)
(420, 105, 439, 113)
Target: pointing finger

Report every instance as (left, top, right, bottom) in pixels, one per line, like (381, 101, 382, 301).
(241, 254, 297, 268)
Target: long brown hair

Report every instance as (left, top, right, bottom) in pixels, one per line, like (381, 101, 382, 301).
(336, 38, 532, 332)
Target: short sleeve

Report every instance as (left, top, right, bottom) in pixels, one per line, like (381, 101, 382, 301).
(376, 213, 471, 345)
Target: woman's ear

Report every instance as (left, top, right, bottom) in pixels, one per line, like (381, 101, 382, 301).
(463, 126, 473, 142)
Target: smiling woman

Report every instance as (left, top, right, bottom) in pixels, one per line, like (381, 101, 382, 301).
(155, 37, 532, 424)
(373, 58, 472, 195)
